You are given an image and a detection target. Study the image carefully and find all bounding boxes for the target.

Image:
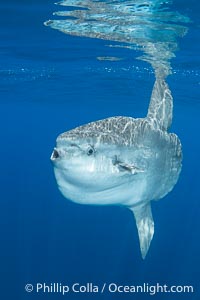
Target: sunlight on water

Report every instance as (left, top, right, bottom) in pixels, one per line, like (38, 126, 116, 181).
(44, 0, 190, 79)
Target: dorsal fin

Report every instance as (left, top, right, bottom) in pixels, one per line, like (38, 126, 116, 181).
(147, 79, 173, 131)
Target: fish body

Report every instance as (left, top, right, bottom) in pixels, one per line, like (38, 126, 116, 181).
(51, 80, 182, 258)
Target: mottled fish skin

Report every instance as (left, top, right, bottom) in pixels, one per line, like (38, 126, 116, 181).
(58, 116, 141, 146)
(58, 116, 176, 147)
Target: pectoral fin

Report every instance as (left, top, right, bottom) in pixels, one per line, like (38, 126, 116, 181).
(130, 202, 154, 259)
(113, 156, 144, 174)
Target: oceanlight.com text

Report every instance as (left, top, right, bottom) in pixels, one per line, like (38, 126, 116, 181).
(25, 282, 194, 295)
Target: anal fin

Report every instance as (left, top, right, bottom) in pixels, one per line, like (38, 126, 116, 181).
(130, 202, 154, 259)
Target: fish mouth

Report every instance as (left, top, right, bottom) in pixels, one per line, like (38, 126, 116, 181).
(50, 148, 60, 161)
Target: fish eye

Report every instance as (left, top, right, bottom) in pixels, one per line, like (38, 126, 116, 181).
(87, 146, 95, 156)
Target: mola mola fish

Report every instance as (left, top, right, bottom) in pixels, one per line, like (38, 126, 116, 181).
(50, 79, 182, 259)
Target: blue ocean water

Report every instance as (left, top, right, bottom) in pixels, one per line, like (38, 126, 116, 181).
(1, 0, 200, 299)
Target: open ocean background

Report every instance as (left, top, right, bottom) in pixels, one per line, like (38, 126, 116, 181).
(1, 0, 200, 299)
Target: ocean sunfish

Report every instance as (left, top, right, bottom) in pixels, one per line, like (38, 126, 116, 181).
(50, 79, 182, 259)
